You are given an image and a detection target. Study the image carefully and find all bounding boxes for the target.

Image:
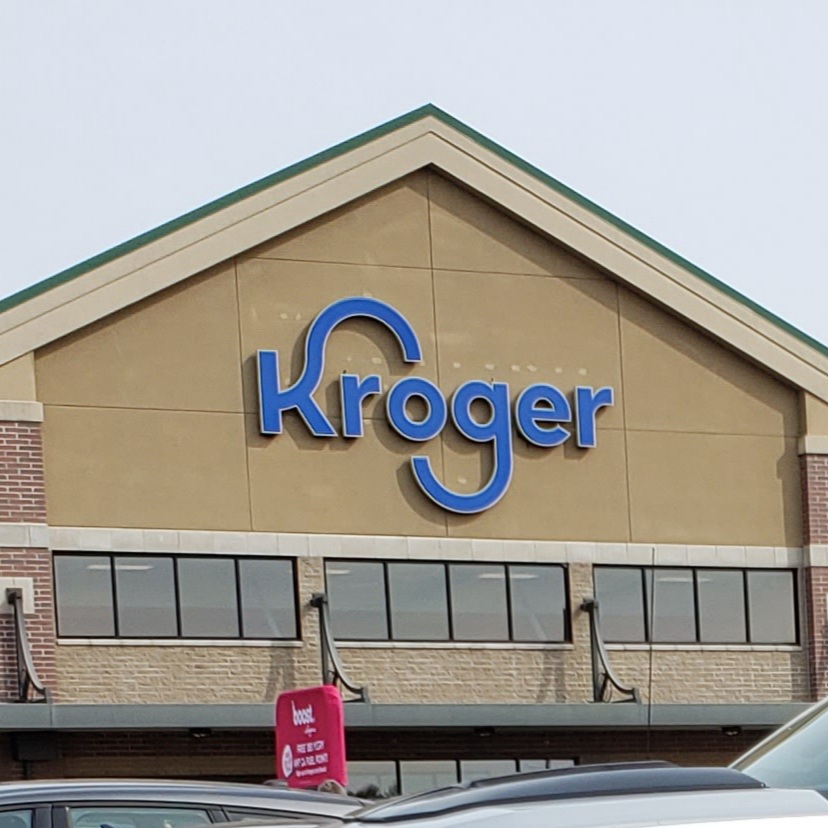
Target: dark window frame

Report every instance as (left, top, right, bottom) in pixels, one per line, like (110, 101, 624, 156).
(53, 553, 301, 641)
(325, 559, 571, 644)
(594, 565, 799, 646)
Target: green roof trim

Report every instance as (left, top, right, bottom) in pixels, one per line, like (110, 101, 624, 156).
(3, 103, 825, 359)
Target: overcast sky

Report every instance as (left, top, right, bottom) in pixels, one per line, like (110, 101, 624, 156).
(3, 1, 827, 344)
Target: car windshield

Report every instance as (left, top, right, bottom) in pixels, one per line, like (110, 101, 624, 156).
(732, 698, 828, 793)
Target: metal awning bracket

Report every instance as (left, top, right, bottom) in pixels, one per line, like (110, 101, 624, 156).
(581, 596, 640, 704)
(310, 592, 369, 703)
(5, 588, 49, 703)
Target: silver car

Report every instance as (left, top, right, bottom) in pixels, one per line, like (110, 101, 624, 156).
(0, 779, 362, 828)
(219, 763, 828, 828)
(339, 763, 828, 828)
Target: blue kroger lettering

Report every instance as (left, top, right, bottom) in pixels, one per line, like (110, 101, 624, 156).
(257, 297, 614, 514)
(411, 381, 514, 514)
(258, 297, 422, 436)
(386, 378, 447, 442)
(515, 384, 571, 447)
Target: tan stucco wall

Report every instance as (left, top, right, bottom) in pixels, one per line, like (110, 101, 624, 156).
(36, 170, 801, 546)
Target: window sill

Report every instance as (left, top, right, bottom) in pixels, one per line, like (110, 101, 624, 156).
(606, 643, 801, 652)
(337, 641, 574, 651)
(57, 638, 304, 648)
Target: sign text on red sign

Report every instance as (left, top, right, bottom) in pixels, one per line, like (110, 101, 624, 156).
(275, 685, 346, 789)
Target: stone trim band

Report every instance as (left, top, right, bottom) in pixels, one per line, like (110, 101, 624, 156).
(46, 525, 802, 568)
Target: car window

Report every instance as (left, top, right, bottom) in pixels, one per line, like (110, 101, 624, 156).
(0, 810, 33, 828)
(733, 700, 828, 793)
(223, 810, 306, 824)
(67, 807, 211, 828)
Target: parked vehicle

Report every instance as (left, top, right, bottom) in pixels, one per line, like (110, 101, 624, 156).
(203, 763, 828, 828)
(0, 779, 363, 828)
(733, 695, 828, 795)
(343, 762, 828, 827)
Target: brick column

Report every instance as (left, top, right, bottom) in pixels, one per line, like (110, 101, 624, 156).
(801, 454, 828, 699)
(0, 407, 56, 702)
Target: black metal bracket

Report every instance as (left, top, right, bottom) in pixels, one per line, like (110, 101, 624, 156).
(5, 588, 49, 703)
(310, 592, 369, 703)
(581, 596, 640, 704)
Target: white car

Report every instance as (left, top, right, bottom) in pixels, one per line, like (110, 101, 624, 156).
(733, 695, 828, 795)
(355, 797, 828, 828)
(233, 763, 828, 828)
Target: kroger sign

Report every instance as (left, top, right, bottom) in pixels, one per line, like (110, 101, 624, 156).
(257, 297, 614, 515)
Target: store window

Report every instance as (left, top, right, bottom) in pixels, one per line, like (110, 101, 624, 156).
(696, 569, 746, 643)
(54, 555, 116, 637)
(239, 558, 297, 638)
(591, 567, 645, 642)
(326, 561, 569, 643)
(510, 565, 567, 642)
(747, 570, 797, 643)
(115, 556, 177, 637)
(593, 566, 797, 645)
(449, 564, 509, 641)
(399, 760, 458, 794)
(325, 562, 388, 640)
(347, 761, 399, 798)
(347, 758, 576, 798)
(178, 558, 239, 638)
(388, 563, 450, 641)
(54, 554, 298, 640)
(459, 759, 520, 782)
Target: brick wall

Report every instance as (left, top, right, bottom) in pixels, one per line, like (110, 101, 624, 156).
(609, 649, 809, 703)
(800, 454, 828, 698)
(0, 423, 46, 522)
(0, 419, 54, 704)
(0, 727, 767, 781)
(805, 567, 828, 698)
(802, 455, 828, 545)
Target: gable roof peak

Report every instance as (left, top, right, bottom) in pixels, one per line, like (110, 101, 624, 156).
(2, 105, 827, 402)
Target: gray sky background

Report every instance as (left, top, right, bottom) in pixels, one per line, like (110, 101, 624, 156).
(3, 1, 827, 343)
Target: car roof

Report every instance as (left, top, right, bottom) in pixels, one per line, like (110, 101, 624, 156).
(0, 779, 361, 817)
(352, 763, 762, 822)
(233, 788, 828, 828)
(472, 789, 828, 828)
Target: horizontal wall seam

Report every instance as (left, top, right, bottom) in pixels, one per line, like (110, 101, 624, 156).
(37, 403, 798, 439)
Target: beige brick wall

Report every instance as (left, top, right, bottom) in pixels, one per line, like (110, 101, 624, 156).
(54, 559, 808, 706)
(608, 649, 810, 703)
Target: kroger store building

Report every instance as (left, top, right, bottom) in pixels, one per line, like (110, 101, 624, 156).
(1, 106, 828, 789)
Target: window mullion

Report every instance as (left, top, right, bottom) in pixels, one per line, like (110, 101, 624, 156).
(384, 562, 393, 641)
(173, 557, 183, 637)
(110, 554, 119, 638)
(445, 563, 455, 641)
(505, 565, 515, 641)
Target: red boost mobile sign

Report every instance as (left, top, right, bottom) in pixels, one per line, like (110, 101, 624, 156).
(275, 685, 347, 788)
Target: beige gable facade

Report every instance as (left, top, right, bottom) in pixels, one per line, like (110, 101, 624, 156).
(2, 108, 828, 780)
(35, 171, 800, 545)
